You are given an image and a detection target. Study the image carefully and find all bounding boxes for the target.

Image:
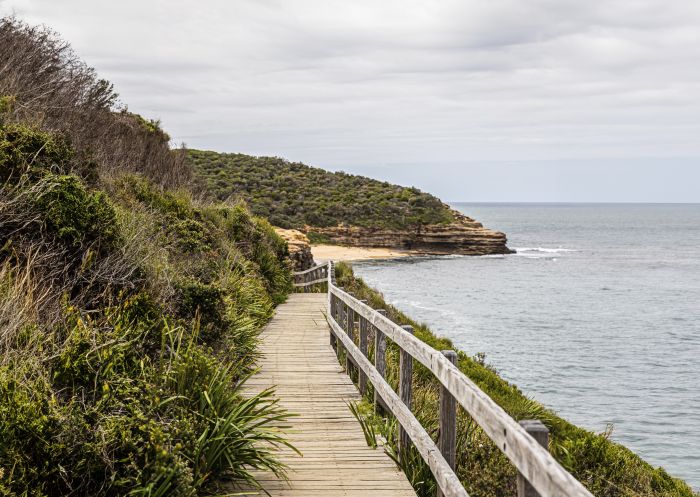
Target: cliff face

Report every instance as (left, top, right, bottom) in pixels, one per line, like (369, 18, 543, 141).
(274, 228, 315, 270)
(307, 211, 512, 256)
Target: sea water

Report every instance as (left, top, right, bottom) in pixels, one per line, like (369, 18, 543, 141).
(351, 203, 700, 488)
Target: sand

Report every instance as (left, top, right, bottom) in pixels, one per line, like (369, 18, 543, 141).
(311, 244, 412, 262)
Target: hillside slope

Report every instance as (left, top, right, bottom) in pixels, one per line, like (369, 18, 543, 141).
(1, 18, 293, 495)
(188, 149, 513, 255)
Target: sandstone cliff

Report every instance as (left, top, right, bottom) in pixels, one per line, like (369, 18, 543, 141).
(274, 228, 315, 270)
(306, 210, 512, 256)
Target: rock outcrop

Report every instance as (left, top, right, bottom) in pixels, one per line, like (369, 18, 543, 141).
(306, 210, 512, 256)
(275, 228, 315, 270)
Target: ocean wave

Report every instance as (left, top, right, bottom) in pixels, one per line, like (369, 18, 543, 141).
(514, 247, 577, 254)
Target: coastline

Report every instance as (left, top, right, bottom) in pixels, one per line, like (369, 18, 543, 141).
(311, 244, 414, 262)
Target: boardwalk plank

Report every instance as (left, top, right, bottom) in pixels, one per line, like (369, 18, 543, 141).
(232, 293, 416, 497)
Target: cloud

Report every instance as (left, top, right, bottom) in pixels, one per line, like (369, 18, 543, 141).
(2, 0, 699, 200)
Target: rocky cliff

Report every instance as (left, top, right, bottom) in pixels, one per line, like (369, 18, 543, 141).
(306, 211, 512, 256)
(275, 228, 315, 270)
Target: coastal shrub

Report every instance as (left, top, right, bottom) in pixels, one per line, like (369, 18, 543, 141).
(175, 280, 228, 341)
(187, 149, 457, 230)
(0, 123, 294, 494)
(0, 251, 292, 496)
(35, 175, 119, 251)
(110, 175, 291, 304)
(0, 122, 74, 181)
(334, 262, 696, 497)
(0, 18, 191, 189)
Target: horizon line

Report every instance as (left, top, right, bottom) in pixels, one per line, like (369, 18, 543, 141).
(447, 201, 700, 205)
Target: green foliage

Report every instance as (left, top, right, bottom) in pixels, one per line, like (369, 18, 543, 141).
(128, 112, 170, 141)
(0, 95, 16, 115)
(35, 175, 119, 251)
(306, 232, 335, 244)
(334, 262, 697, 497)
(175, 280, 227, 341)
(187, 149, 456, 230)
(0, 122, 74, 182)
(1, 18, 190, 189)
(0, 126, 295, 495)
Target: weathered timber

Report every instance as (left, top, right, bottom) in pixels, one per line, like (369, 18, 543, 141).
(374, 309, 389, 413)
(346, 293, 357, 374)
(399, 324, 414, 466)
(239, 293, 416, 497)
(328, 315, 467, 497)
(438, 350, 458, 497)
(359, 300, 369, 395)
(518, 420, 550, 497)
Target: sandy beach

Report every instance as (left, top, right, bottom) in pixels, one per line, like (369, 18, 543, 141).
(311, 244, 412, 262)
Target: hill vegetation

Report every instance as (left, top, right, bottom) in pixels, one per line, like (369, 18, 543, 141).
(0, 17, 293, 495)
(188, 149, 457, 230)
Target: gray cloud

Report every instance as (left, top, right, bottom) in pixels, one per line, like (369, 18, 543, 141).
(2, 0, 699, 201)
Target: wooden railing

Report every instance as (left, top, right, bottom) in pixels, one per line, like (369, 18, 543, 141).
(292, 263, 329, 289)
(293, 261, 594, 497)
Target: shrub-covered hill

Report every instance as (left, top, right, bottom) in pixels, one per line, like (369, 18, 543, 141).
(187, 149, 457, 230)
(0, 122, 294, 496)
(0, 18, 295, 496)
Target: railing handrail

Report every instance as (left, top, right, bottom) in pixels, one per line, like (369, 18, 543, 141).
(292, 262, 329, 288)
(292, 261, 594, 497)
(327, 312, 468, 497)
(294, 263, 329, 276)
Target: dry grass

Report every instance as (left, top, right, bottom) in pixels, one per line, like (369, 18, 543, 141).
(0, 16, 190, 189)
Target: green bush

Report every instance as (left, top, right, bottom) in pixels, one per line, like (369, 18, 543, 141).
(0, 123, 74, 182)
(0, 127, 295, 495)
(187, 149, 456, 230)
(35, 175, 120, 251)
(175, 280, 228, 341)
(0, 123, 100, 184)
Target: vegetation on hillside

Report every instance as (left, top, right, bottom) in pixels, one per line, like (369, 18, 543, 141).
(0, 18, 294, 496)
(334, 263, 696, 497)
(188, 149, 456, 230)
(0, 17, 190, 189)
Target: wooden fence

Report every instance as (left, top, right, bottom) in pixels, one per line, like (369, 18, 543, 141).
(292, 263, 329, 289)
(293, 262, 594, 497)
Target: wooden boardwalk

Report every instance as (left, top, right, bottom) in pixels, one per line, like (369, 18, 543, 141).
(243, 293, 416, 497)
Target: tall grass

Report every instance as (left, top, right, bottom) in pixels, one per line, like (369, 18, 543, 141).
(0, 122, 296, 495)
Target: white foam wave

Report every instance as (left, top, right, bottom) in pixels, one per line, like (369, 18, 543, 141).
(514, 247, 577, 254)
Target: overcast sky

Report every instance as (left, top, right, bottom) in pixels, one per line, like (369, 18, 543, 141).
(2, 0, 700, 201)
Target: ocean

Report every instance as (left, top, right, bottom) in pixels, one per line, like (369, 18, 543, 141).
(351, 203, 700, 489)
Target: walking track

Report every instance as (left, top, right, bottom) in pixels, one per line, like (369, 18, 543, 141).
(241, 293, 416, 496)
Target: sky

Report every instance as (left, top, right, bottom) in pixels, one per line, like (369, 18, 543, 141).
(2, 0, 700, 202)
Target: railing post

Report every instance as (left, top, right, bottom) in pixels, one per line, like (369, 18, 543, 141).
(344, 294, 354, 373)
(374, 309, 388, 413)
(327, 262, 337, 351)
(437, 350, 458, 497)
(399, 324, 414, 466)
(358, 300, 369, 395)
(329, 293, 337, 352)
(517, 420, 550, 497)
